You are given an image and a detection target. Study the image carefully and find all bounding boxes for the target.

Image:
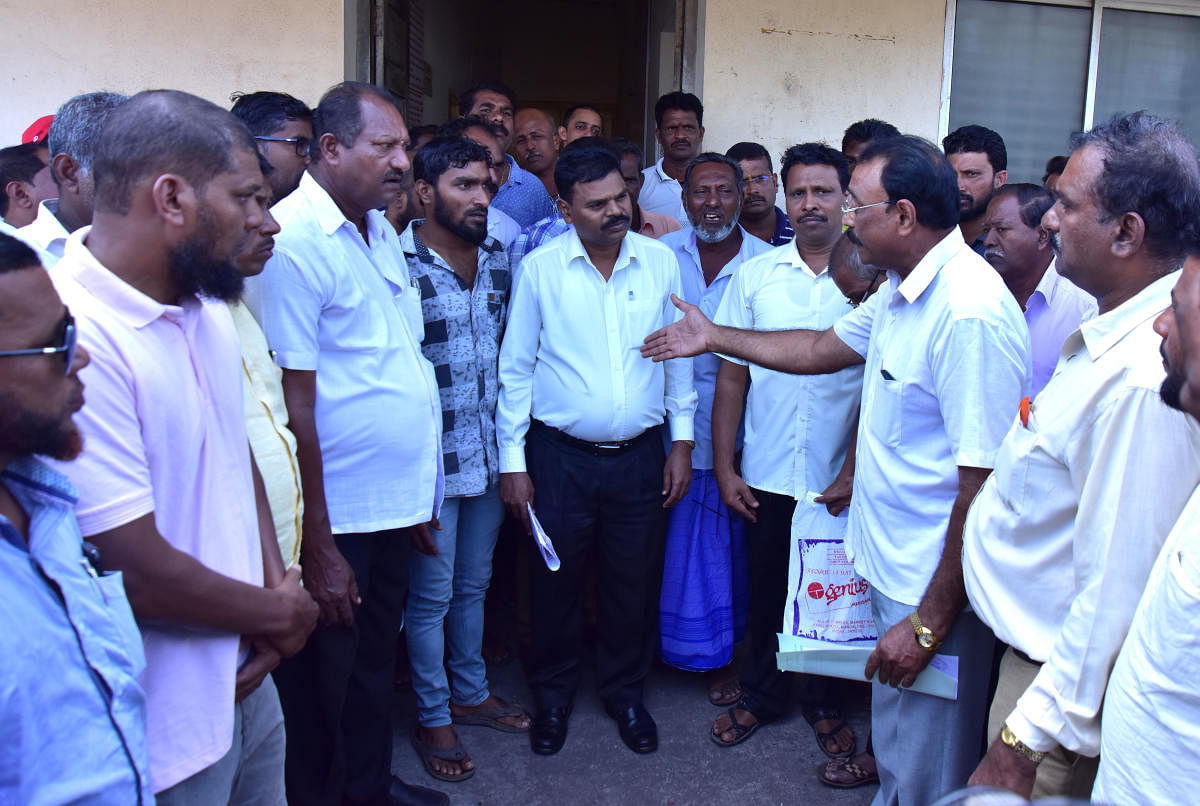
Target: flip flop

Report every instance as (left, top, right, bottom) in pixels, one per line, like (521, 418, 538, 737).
(410, 731, 475, 783)
(817, 757, 879, 789)
(803, 706, 856, 759)
(709, 701, 760, 747)
(452, 697, 531, 733)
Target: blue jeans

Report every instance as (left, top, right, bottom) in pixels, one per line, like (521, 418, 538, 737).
(868, 585, 995, 806)
(406, 486, 504, 727)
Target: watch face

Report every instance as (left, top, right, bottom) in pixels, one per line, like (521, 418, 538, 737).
(917, 632, 936, 649)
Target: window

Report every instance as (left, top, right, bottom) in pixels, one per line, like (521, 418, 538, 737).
(945, 0, 1200, 182)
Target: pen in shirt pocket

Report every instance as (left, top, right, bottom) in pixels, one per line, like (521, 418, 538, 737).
(881, 369, 896, 380)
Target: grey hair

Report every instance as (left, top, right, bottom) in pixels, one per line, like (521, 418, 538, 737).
(47, 92, 129, 174)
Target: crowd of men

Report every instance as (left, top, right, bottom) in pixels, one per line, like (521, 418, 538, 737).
(2, 76, 1198, 806)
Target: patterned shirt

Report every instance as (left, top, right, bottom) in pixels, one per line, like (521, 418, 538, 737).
(492, 156, 557, 228)
(509, 214, 571, 287)
(769, 206, 795, 246)
(402, 221, 511, 497)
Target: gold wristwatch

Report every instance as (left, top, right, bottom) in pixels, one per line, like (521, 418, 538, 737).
(908, 612, 939, 651)
(1000, 723, 1046, 764)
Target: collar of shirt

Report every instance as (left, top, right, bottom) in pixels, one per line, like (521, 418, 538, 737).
(0, 457, 77, 546)
(1078, 269, 1178, 362)
(20, 199, 70, 248)
(650, 157, 672, 183)
(676, 225, 761, 284)
(779, 238, 830, 278)
(60, 228, 187, 329)
(896, 228, 969, 304)
(563, 226, 638, 276)
(502, 155, 535, 192)
(295, 171, 387, 243)
(400, 218, 504, 268)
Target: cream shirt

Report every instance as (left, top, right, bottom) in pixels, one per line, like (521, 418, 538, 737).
(834, 229, 1031, 605)
(714, 241, 862, 498)
(497, 228, 696, 472)
(229, 300, 302, 567)
(963, 269, 1200, 754)
(1094, 485, 1200, 804)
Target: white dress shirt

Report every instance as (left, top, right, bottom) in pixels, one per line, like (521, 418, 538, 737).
(256, 172, 443, 534)
(487, 206, 521, 248)
(962, 269, 1200, 755)
(17, 200, 70, 266)
(834, 229, 1030, 605)
(659, 225, 773, 470)
(1024, 258, 1096, 397)
(715, 241, 863, 498)
(497, 229, 697, 473)
(1094, 485, 1200, 804)
(639, 158, 688, 226)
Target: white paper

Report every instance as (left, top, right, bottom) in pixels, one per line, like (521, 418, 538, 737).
(527, 503, 561, 572)
(776, 633, 960, 701)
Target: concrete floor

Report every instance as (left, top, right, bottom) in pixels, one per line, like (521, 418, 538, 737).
(389, 654, 877, 806)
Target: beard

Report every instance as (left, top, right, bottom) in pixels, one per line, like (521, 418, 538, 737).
(0, 390, 84, 461)
(960, 191, 993, 223)
(1161, 365, 1186, 411)
(695, 219, 738, 244)
(433, 197, 488, 246)
(169, 205, 245, 302)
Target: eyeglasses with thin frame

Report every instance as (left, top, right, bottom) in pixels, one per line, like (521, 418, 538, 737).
(745, 174, 774, 187)
(841, 198, 895, 216)
(0, 313, 78, 375)
(255, 135, 311, 158)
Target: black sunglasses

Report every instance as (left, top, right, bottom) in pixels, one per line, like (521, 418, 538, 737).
(0, 313, 78, 375)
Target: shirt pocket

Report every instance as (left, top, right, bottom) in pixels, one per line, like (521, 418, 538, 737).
(1139, 548, 1200, 660)
(624, 300, 664, 351)
(396, 285, 426, 342)
(868, 376, 905, 448)
(90, 570, 147, 673)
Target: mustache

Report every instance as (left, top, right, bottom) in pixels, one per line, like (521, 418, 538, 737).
(797, 212, 827, 223)
(744, 193, 768, 204)
(845, 228, 863, 246)
(383, 169, 405, 183)
(602, 214, 631, 230)
(1050, 231, 1062, 252)
(984, 248, 1005, 263)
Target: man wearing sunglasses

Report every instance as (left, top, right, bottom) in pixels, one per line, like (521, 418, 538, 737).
(232, 90, 314, 203)
(0, 232, 154, 804)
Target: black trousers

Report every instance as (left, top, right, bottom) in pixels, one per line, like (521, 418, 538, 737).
(273, 529, 409, 806)
(525, 421, 666, 711)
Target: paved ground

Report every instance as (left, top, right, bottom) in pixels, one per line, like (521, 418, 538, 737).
(389, 652, 877, 806)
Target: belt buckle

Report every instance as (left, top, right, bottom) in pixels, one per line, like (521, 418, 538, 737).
(593, 441, 623, 452)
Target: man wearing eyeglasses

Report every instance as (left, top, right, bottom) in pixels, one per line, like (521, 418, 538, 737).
(231, 91, 314, 202)
(642, 135, 1031, 805)
(725, 142, 794, 247)
(705, 144, 865, 760)
(0, 232, 153, 804)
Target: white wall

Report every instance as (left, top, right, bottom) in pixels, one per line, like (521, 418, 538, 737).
(0, 0, 347, 142)
(698, 0, 948, 167)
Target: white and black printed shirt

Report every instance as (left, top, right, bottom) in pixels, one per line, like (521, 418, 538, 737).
(401, 220, 510, 497)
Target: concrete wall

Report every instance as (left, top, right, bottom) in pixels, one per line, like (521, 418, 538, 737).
(697, 0, 947, 168)
(0, 0, 347, 143)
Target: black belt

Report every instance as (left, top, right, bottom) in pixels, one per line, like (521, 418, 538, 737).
(1012, 647, 1042, 666)
(531, 419, 656, 456)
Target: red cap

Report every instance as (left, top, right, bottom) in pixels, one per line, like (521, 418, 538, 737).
(22, 115, 54, 144)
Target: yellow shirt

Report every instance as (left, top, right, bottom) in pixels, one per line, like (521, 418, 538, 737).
(229, 301, 303, 567)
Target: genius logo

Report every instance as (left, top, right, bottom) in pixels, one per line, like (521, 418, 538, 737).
(807, 582, 825, 600)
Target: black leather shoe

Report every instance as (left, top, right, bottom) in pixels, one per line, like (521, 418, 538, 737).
(530, 705, 571, 755)
(386, 774, 449, 806)
(607, 702, 658, 754)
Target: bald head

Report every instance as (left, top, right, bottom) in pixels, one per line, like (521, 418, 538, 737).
(513, 108, 559, 178)
(92, 89, 257, 215)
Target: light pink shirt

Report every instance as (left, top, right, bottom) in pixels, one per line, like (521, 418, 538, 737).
(51, 229, 262, 793)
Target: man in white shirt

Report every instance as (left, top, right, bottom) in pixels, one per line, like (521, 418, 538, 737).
(703, 145, 863, 759)
(656, 153, 771, 700)
(642, 135, 1031, 806)
(1093, 251, 1200, 806)
(256, 82, 448, 806)
(981, 183, 1095, 397)
(640, 92, 704, 226)
(963, 112, 1200, 800)
(18, 92, 127, 266)
(497, 144, 697, 756)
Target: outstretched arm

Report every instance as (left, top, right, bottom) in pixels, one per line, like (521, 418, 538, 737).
(641, 294, 863, 375)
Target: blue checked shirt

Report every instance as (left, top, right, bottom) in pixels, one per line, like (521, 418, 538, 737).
(492, 156, 557, 228)
(402, 221, 511, 497)
(508, 213, 570, 288)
